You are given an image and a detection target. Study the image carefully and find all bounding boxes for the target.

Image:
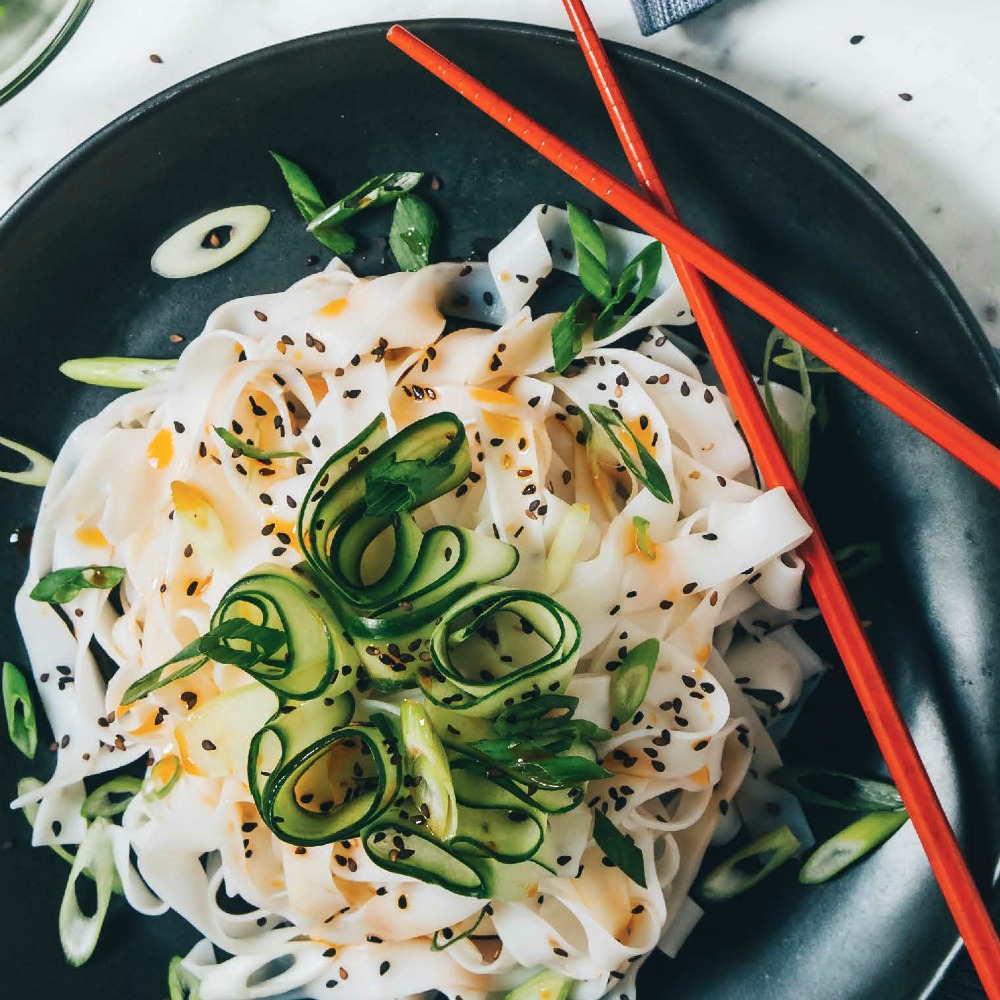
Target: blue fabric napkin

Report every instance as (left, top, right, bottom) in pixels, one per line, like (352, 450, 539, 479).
(630, 0, 721, 35)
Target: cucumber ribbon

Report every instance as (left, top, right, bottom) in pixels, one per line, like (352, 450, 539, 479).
(117, 411, 607, 888)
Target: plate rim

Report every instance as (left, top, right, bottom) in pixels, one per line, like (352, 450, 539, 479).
(3, 17, 999, 401)
(0, 17, 995, 999)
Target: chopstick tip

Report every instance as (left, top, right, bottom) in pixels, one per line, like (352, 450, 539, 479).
(386, 23, 410, 45)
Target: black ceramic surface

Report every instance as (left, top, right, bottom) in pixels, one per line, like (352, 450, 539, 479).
(0, 20, 997, 1000)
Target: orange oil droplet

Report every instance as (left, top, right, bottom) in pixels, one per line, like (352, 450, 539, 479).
(305, 375, 329, 403)
(470, 387, 513, 407)
(624, 415, 656, 453)
(75, 526, 109, 548)
(170, 480, 211, 515)
(482, 409, 522, 439)
(147, 429, 174, 469)
(320, 297, 348, 316)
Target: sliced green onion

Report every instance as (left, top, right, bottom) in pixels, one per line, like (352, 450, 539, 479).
(772, 765, 903, 812)
(833, 541, 884, 580)
(59, 357, 178, 389)
(401, 699, 458, 839)
(17, 777, 75, 865)
(500, 968, 573, 1000)
(270, 151, 355, 254)
(762, 327, 817, 483)
(151, 205, 271, 279)
(550, 292, 592, 374)
(30, 565, 125, 604)
(168, 955, 202, 1000)
(121, 616, 284, 704)
(589, 404, 673, 503)
(593, 240, 663, 341)
(697, 825, 801, 903)
(631, 516, 656, 560)
(81, 776, 142, 819)
(3, 661, 37, 759)
(592, 809, 647, 888)
(492, 694, 578, 736)
(361, 428, 463, 518)
(20, 777, 65, 858)
(544, 502, 590, 591)
(566, 203, 612, 304)
(144, 754, 182, 800)
(17, 777, 43, 824)
(618, 240, 662, 308)
(18, 778, 125, 895)
(464, 736, 609, 790)
(799, 810, 909, 884)
(389, 194, 438, 271)
(59, 817, 117, 966)
(213, 426, 304, 462)
(610, 638, 659, 726)
(772, 338, 834, 373)
(270, 152, 326, 221)
(552, 212, 663, 364)
(306, 171, 423, 234)
(0, 433, 52, 487)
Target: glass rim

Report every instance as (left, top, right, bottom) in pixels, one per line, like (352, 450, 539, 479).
(0, 0, 94, 108)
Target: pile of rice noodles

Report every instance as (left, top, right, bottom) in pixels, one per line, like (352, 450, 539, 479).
(14, 206, 824, 1000)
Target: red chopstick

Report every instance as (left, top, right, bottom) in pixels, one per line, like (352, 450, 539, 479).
(386, 21, 1000, 998)
(387, 24, 1000, 494)
(558, 1, 1000, 993)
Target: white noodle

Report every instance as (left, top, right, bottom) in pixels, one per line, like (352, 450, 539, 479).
(12, 207, 822, 1000)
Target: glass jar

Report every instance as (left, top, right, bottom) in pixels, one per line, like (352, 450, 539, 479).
(0, 0, 93, 106)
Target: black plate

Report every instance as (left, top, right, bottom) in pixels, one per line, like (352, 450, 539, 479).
(0, 20, 997, 1000)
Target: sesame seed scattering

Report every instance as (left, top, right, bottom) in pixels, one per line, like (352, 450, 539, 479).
(11, 204, 824, 1000)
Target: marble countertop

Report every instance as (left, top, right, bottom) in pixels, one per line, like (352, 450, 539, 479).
(0, 4, 993, 997)
(1, 0, 998, 345)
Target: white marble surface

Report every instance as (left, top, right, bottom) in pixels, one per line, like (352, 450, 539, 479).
(1, 0, 999, 344)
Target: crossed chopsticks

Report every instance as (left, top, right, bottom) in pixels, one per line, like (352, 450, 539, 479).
(387, 5, 1000, 996)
